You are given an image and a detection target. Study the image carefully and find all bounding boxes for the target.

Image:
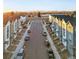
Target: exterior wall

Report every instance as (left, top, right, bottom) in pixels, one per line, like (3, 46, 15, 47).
(50, 16, 59, 37)
(3, 27, 5, 52)
(20, 16, 27, 23)
(18, 18, 22, 29)
(73, 28, 76, 58)
(49, 15, 75, 59)
(54, 18, 67, 47)
(10, 21, 14, 43)
(50, 23, 54, 31)
(62, 28, 67, 47)
(49, 15, 56, 23)
(67, 22, 74, 59)
(55, 18, 59, 37)
(67, 31, 74, 59)
(4, 21, 10, 50)
(14, 19, 18, 39)
(58, 20, 62, 41)
(16, 19, 19, 31)
(61, 19, 67, 47)
(59, 26, 62, 41)
(49, 15, 52, 23)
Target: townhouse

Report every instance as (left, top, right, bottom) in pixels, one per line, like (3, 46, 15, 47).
(19, 15, 27, 24)
(3, 13, 21, 52)
(49, 14, 76, 59)
(3, 17, 11, 52)
(19, 15, 28, 29)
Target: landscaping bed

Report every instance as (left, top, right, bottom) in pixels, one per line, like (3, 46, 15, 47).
(7, 45, 17, 51)
(3, 52, 12, 59)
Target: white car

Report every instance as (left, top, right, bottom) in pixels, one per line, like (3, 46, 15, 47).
(24, 33, 30, 41)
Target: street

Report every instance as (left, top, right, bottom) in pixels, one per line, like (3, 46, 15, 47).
(24, 18, 49, 59)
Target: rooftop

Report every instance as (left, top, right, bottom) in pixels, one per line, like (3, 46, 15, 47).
(3, 12, 20, 26)
(51, 14, 76, 28)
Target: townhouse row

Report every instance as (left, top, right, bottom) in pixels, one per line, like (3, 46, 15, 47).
(3, 14, 28, 52)
(49, 14, 76, 59)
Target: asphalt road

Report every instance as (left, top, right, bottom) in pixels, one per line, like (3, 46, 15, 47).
(24, 18, 48, 59)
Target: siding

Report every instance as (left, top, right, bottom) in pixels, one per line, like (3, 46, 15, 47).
(66, 31, 74, 59)
(4, 21, 10, 50)
(49, 14, 76, 59)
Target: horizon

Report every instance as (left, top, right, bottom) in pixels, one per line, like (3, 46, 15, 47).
(4, 0, 76, 12)
(3, 10, 76, 13)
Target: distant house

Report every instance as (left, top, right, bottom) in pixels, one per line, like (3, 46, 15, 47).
(49, 15, 53, 23)
(17, 15, 27, 29)
(49, 14, 76, 59)
(20, 16, 27, 24)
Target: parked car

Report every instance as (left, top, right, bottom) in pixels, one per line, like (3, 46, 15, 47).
(27, 30, 31, 33)
(23, 24, 27, 28)
(24, 33, 30, 41)
(44, 39, 50, 47)
(16, 48, 24, 59)
(47, 48, 54, 59)
(42, 32, 47, 36)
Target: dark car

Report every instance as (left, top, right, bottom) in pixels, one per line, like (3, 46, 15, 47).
(16, 48, 24, 59)
(27, 30, 31, 33)
(42, 32, 47, 36)
(44, 40, 50, 47)
(47, 48, 55, 59)
(24, 34, 30, 41)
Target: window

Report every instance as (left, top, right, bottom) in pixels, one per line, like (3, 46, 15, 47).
(7, 26, 9, 39)
(15, 22, 17, 31)
(63, 29, 66, 37)
(68, 33, 72, 41)
(14, 22, 17, 32)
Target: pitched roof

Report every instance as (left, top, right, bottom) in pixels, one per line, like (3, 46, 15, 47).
(3, 12, 18, 26)
(51, 14, 76, 28)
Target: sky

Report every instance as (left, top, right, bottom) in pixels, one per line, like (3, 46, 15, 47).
(4, 0, 76, 12)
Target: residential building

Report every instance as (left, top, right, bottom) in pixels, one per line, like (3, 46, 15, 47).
(19, 16, 27, 24)
(3, 17, 11, 52)
(49, 14, 76, 59)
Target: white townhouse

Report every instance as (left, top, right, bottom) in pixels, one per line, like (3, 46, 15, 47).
(3, 15, 20, 52)
(20, 15, 27, 24)
(3, 17, 11, 52)
(17, 15, 27, 29)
